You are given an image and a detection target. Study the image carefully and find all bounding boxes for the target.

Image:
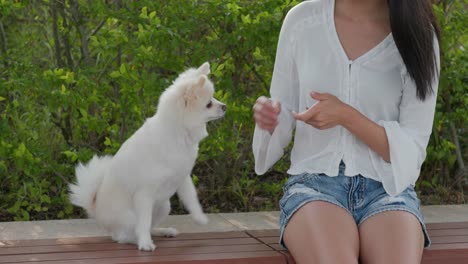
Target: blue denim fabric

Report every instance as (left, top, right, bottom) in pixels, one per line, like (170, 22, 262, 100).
(279, 161, 430, 249)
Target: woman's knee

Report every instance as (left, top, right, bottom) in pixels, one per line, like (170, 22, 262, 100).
(283, 201, 359, 264)
(359, 211, 424, 264)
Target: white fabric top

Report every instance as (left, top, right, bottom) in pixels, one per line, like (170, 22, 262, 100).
(252, 0, 440, 196)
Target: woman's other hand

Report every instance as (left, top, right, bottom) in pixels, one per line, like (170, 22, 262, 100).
(253, 96, 281, 133)
(292, 92, 349, 130)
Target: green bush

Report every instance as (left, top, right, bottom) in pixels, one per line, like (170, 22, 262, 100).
(419, 0, 467, 203)
(0, 0, 466, 221)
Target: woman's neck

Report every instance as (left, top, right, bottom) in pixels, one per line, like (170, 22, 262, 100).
(335, 0, 389, 22)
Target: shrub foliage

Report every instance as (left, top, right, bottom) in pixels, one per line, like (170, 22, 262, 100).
(0, 0, 466, 221)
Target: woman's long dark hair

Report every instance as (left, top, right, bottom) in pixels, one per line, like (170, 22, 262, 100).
(388, 0, 441, 101)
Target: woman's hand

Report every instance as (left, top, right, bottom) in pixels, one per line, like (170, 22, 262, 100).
(253, 96, 281, 133)
(292, 92, 349, 130)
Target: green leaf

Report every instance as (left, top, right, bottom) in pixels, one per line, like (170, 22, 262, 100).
(241, 14, 251, 24)
(79, 108, 88, 119)
(58, 211, 64, 219)
(110, 71, 121, 78)
(120, 64, 127, 74)
(140, 6, 148, 18)
(104, 137, 112, 146)
(62, 151, 78, 162)
(192, 175, 199, 186)
(22, 210, 30, 221)
(41, 195, 51, 204)
(65, 203, 73, 214)
(14, 143, 27, 158)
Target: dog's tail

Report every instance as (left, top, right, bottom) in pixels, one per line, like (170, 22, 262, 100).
(69, 155, 112, 218)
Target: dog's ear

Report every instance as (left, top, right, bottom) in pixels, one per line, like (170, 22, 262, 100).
(184, 75, 207, 105)
(197, 62, 210, 75)
(195, 74, 207, 88)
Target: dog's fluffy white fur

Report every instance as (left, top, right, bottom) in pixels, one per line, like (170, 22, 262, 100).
(69, 62, 226, 251)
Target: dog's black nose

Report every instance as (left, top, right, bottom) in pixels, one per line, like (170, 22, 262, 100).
(221, 104, 227, 112)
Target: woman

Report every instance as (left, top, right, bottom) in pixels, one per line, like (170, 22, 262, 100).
(252, 0, 440, 263)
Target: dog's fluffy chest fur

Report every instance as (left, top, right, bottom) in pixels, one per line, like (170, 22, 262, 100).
(109, 116, 201, 194)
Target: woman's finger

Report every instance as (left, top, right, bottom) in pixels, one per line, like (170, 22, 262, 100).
(254, 101, 280, 119)
(260, 107, 280, 120)
(255, 96, 281, 113)
(271, 101, 281, 113)
(256, 96, 269, 104)
(292, 106, 318, 122)
(310, 91, 326, 101)
(262, 102, 279, 114)
(254, 113, 278, 126)
(257, 121, 277, 131)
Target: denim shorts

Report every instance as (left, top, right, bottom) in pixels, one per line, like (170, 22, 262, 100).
(279, 162, 430, 249)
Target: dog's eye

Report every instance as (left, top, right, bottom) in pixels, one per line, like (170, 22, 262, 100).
(206, 101, 212, 108)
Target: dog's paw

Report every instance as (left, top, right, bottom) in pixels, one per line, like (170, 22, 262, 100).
(192, 213, 209, 225)
(137, 238, 156, 251)
(112, 233, 136, 244)
(151, 227, 179, 237)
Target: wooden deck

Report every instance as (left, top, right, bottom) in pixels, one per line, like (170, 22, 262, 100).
(1, 222, 467, 263)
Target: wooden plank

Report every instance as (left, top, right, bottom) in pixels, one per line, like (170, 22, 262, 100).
(269, 244, 284, 251)
(422, 248, 468, 264)
(0, 237, 113, 248)
(247, 230, 280, 238)
(7, 251, 287, 264)
(428, 228, 468, 237)
(248, 226, 468, 235)
(254, 237, 279, 245)
(0, 243, 134, 256)
(0, 244, 273, 263)
(427, 243, 468, 251)
(431, 235, 468, 244)
(278, 251, 296, 264)
(426, 222, 468, 230)
(422, 260, 468, 264)
(0, 238, 260, 256)
(423, 248, 468, 259)
(0, 232, 250, 248)
(249, 228, 468, 245)
(247, 225, 468, 235)
(275, 248, 468, 264)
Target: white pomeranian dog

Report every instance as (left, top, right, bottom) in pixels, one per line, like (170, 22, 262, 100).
(69, 62, 226, 251)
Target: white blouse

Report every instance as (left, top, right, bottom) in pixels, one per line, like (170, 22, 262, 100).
(252, 0, 440, 196)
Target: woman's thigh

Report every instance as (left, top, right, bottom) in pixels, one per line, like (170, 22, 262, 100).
(283, 201, 359, 264)
(359, 210, 424, 264)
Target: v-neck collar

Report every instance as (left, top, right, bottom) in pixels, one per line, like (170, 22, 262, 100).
(328, 0, 394, 64)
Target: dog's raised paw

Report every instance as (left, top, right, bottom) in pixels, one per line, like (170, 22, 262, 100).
(192, 213, 209, 225)
(151, 227, 179, 237)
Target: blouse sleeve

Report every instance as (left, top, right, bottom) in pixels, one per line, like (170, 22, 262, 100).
(252, 10, 299, 175)
(370, 37, 440, 196)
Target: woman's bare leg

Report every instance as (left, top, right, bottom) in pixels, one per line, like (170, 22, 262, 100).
(283, 201, 360, 264)
(359, 211, 424, 264)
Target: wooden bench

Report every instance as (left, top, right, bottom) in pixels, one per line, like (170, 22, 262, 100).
(1, 222, 467, 263)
